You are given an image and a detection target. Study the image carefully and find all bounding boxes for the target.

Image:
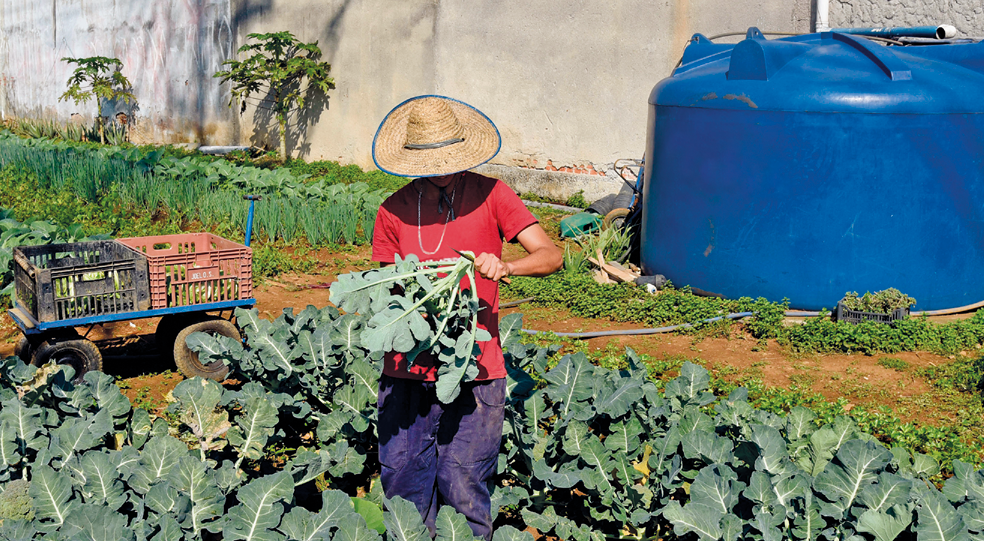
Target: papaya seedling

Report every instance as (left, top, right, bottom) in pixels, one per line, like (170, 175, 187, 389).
(59, 56, 134, 145)
(214, 31, 335, 162)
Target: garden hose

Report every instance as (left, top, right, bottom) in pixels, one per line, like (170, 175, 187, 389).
(519, 302, 984, 340)
(911, 299, 984, 316)
(522, 311, 756, 339)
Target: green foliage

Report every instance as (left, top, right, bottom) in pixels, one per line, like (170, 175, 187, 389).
(504, 272, 778, 338)
(841, 288, 917, 314)
(505, 272, 984, 356)
(0, 478, 34, 522)
(215, 31, 336, 161)
(329, 254, 490, 403)
(0, 132, 386, 250)
(59, 56, 135, 145)
(565, 190, 589, 209)
(287, 159, 409, 193)
(7, 304, 984, 538)
(778, 310, 984, 355)
(877, 357, 910, 372)
(561, 242, 588, 276)
(568, 222, 633, 269)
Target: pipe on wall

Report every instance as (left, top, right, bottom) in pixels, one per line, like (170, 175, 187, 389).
(816, 0, 830, 32)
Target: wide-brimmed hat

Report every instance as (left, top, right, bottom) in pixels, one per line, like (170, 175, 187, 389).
(372, 95, 501, 178)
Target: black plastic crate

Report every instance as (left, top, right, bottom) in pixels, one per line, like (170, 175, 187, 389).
(835, 301, 909, 325)
(14, 241, 151, 323)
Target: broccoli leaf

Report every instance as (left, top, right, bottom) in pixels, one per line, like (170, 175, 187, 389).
(383, 496, 430, 541)
(435, 505, 476, 541)
(228, 395, 279, 465)
(223, 470, 294, 541)
(169, 455, 225, 534)
(29, 465, 76, 525)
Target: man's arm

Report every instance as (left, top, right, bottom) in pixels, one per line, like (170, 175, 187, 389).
(473, 224, 562, 282)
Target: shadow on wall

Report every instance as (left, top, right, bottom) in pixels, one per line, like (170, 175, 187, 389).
(232, 0, 274, 36)
(321, 0, 354, 65)
(240, 0, 352, 158)
(248, 82, 331, 158)
(100, 96, 140, 127)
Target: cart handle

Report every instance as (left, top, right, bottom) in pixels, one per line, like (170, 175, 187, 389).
(13, 251, 34, 278)
(243, 194, 262, 247)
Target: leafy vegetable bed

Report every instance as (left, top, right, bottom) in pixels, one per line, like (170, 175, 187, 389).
(3, 300, 984, 540)
(0, 133, 389, 247)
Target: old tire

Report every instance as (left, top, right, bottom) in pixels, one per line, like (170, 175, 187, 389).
(173, 319, 239, 380)
(32, 338, 103, 383)
(603, 208, 631, 230)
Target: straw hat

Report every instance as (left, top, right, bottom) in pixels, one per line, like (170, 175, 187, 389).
(372, 95, 501, 178)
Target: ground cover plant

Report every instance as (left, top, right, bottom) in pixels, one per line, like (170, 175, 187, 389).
(503, 272, 984, 357)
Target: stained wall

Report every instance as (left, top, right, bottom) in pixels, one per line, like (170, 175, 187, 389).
(19, 1, 970, 182)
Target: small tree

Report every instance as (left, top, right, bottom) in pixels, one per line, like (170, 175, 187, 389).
(215, 31, 335, 161)
(59, 56, 134, 144)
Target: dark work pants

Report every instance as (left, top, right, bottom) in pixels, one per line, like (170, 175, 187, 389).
(377, 374, 506, 540)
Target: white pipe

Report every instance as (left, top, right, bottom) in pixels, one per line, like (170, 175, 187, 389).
(816, 0, 830, 32)
(937, 24, 957, 39)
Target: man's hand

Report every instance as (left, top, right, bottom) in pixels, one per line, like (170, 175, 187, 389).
(473, 252, 512, 282)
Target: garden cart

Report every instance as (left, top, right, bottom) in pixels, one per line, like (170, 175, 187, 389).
(7, 195, 262, 382)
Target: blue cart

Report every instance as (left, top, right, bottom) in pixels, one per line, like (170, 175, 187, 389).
(8, 196, 262, 382)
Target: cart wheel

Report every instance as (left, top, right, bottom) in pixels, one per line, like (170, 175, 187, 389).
(32, 338, 102, 384)
(14, 336, 34, 363)
(603, 208, 631, 230)
(173, 319, 239, 381)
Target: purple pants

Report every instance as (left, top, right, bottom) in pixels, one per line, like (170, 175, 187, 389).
(377, 374, 506, 540)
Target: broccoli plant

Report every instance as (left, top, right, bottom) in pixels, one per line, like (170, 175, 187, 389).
(214, 31, 335, 162)
(0, 479, 34, 523)
(58, 56, 134, 145)
(329, 253, 490, 403)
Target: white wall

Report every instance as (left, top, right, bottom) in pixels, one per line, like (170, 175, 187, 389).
(1, 0, 815, 176)
(0, 0, 236, 143)
(234, 0, 811, 173)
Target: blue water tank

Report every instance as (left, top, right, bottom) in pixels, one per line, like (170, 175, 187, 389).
(642, 28, 984, 311)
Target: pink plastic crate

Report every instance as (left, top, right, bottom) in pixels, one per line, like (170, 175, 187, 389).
(115, 233, 252, 309)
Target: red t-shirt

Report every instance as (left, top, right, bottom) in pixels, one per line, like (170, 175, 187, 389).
(371, 172, 538, 381)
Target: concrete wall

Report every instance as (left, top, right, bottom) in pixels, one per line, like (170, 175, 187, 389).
(2, 0, 813, 193)
(829, 0, 984, 37)
(0, 0, 237, 143)
(234, 0, 811, 175)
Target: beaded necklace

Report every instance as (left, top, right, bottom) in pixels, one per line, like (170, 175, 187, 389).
(416, 176, 459, 255)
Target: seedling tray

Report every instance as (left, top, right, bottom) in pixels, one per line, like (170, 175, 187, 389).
(835, 302, 909, 325)
(115, 233, 252, 309)
(13, 241, 151, 323)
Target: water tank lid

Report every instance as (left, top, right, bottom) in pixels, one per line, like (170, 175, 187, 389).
(652, 28, 984, 114)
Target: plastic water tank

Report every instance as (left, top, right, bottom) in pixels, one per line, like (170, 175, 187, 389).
(642, 28, 984, 311)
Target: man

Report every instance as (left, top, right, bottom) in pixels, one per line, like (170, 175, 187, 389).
(370, 95, 562, 539)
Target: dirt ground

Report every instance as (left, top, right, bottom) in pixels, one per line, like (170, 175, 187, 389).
(0, 242, 971, 429)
